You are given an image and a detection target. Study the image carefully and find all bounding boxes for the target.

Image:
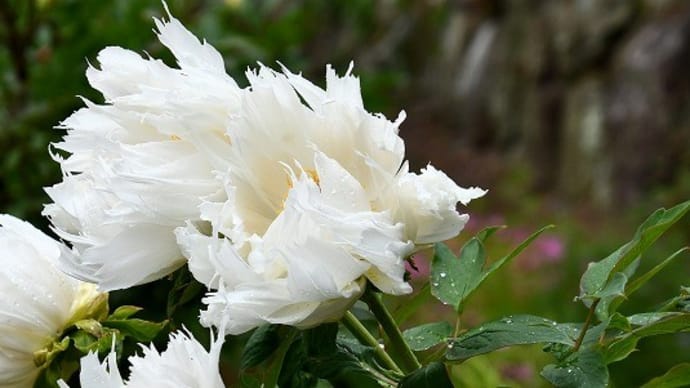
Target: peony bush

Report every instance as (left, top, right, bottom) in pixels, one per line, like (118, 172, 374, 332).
(2, 5, 690, 388)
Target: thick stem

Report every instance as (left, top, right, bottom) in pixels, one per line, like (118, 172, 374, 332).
(363, 289, 422, 373)
(342, 311, 403, 375)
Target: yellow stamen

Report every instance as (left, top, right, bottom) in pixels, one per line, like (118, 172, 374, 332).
(279, 168, 320, 213)
(305, 169, 320, 187)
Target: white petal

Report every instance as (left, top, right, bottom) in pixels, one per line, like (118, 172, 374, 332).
(60, 224, 184, 291)
(154, 6, 229, 77)
(175, 224, 260, 289)
(0, 215, 106, 387)
(393, 165, 486, 244)
(127, 329, 224, 388)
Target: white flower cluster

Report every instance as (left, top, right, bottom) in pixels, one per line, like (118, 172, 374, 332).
(1, 5, 485, 387)
(43, 8, 485, 335)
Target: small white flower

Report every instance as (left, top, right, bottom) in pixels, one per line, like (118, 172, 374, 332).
(58, 329, 224, 388)
(0, 215, 107, 388)
(44, 6, 242, 291)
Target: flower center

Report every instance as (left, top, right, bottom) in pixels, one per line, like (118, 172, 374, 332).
(279, 168, 320, 213)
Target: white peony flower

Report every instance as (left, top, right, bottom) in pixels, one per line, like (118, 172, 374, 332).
(58, 329, 224, 388)
(45, 4, 484, 333)
(177, 63, 485, 334)
(0, 215, 108, 388)
(43, 5, 242, 291)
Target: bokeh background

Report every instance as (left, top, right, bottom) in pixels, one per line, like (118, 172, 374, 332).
(1, 0, 690, 386)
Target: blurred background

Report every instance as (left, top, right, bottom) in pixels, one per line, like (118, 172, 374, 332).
(1, 0, 689, 386)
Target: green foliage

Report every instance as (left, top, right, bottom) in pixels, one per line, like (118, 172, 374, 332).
(446, 315, 575, 361)
(431, 225, 552, 312)
(101, 318, 168, 343)
(241, 323, 381, 388)
(641, 363, 690, 388)
(108, 305, 144, 320)
(541, 350, 609, 388)
(29, 300, 168, 387)
(421, 200, 690, 387)
(578, 200, 690, 318)
(398, 362, 453, 388)
(402, 321, 452, 352)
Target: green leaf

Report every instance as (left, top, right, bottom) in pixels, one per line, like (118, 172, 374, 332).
(278, 336, 312, 388)
(278, 328, 381, 388)
(641, 363, 690, 388)
(475, 225, 506, 242)
(604, 313, 690, 364)
(541, 349, 609, 388)
(656, 286, 690, 313)
(102, 318, 167, 342)
(626, 248, 689, 298)
(74, 319, 103, 337)
(431, 226, 552, 312)
(431, 240, 484, 310)
(604, 336, 637, 365)
(607, 312, 632, 333)
(108, 305, 143, 320)
(71, 330, 98, 353)
(166, 266, 205, 317)
(399, 362, 453, 388)
(627, 312, 681, 326)
(241, 324, 283, 370)
(305, 348, 382, 387)
(71, 327, 123, 355)
(446, 315, 575, 361)
(592, 272, 629, 321)
(579, 200, 690, 303)
(304, 323, 339, 356)
(403, 321, 453, 352)
(241, 325, 299, 388)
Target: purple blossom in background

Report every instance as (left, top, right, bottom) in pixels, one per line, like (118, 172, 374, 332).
(518, 234, 565, 271)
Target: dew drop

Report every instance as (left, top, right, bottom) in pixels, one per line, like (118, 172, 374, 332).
(439, 272, 447, 278)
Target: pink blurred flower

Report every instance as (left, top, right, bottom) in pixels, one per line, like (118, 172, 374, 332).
(517, 234, 565, 270)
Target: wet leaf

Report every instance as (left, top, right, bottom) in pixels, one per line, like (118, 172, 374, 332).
(403, 321, 453, 352)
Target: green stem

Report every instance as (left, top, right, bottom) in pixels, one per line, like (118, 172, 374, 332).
(573, 299, 600, 352)
(363, 289, 422, 373)
(342, 311, 403, 375)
